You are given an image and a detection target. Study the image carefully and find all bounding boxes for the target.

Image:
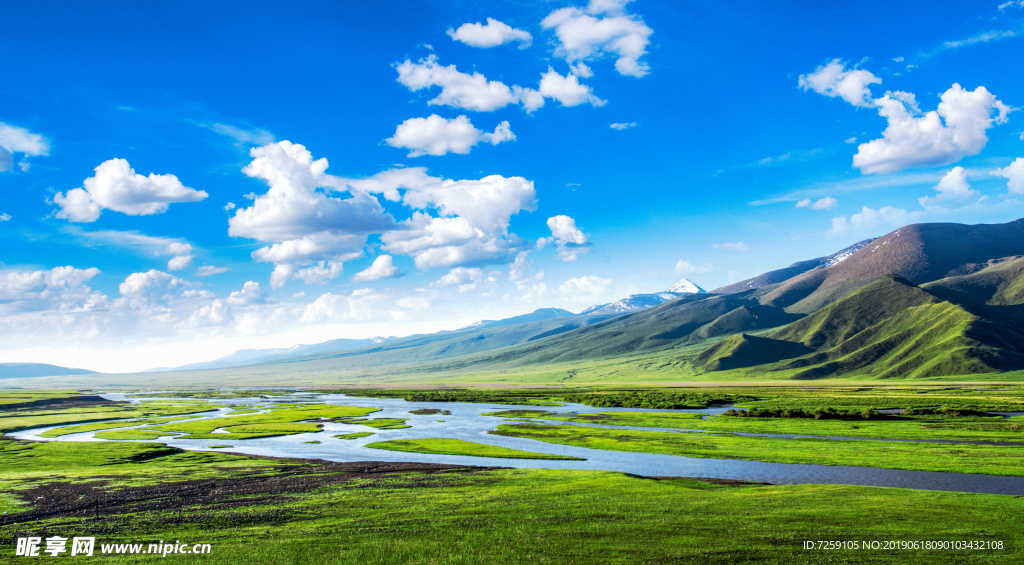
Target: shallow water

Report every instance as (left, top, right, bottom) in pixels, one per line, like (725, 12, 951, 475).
(12, 392, 1024, 496)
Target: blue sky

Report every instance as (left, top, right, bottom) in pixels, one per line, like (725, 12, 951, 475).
(2, 0, 1023, 371)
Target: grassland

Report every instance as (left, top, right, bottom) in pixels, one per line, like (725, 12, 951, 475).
(333, 432, 375, 440)
(491, 423, 1024, 476)
(149, 404, 380, 439)
(335, 417, 410, 429)
(485, 409, 1024, 442)
(0, 438, 1020, 564)
(366, 438, 585, 460)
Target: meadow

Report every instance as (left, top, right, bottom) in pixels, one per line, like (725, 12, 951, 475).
(1, 384, 1022, 563)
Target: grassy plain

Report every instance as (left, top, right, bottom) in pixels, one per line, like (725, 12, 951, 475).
(486, 409, 1024, 442)
(366, 438, 585, 460)
(0, 438, 1020, 564)
(491, 423, 1024, 476)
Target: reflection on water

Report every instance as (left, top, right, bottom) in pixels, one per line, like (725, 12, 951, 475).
(12, 392, 1024, 496)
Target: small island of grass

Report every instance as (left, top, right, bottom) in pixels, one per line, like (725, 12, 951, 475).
(365, 438, 584, 460)
(333, 432, 374, 440)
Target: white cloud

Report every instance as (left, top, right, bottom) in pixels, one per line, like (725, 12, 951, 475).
(798, 59, 881, 108)
(447, 18, 532, 48)
(166, 242, 192, 256)
(675, 260, 713, 274)
(228, 141, 396, 286)
(711, 242, 749, 252)
(352, 255, 400, 282)
(557, 275, 613, 301)
(999, 1, 1024, 10)
(539, 215, 592, 261)
(226, 281, 266, 306)
(118, 270, 183, 299)
(300, 288, 401, 323)
(991, 158, 1024, 194)
(360, 169, 536, 270)
(395, 55, 518, 112)
(828, 206, 924, 237)
(432, 266, 484, 292)
(0, 122, 49, 172)
(0, 213, 10, 222)
(541, 0, 654, 77)
(386, 115, 515, 157)
(53, 158, 208, 222)
(167, 255, 193, 271)
(844, 137, 858, 144)
(854, 84, 1012, 174)
(610, 122, 638, 130)
(919, 166, 979, 206)
(206, 123, 275, 148)
(394, 55, 602, 113)
(224, 202, 236, 211)
(196, 266, 230, 277)
(795, 196, 838, 210)
(294, 261, 344, 285)
(538, 67, 606, 107)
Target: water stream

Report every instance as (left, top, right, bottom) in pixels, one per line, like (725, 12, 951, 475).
(12, 392, 1024, 496)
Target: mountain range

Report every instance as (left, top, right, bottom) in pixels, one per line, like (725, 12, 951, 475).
(5, 218, 1024, 385)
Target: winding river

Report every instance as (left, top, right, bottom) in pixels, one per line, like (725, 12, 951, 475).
(12, 392, 1024, 496)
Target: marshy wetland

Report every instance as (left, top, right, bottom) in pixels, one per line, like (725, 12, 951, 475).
(1, 385, 1022, 562)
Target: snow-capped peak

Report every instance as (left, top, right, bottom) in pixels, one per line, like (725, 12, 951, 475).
(666, 278, 707, 294)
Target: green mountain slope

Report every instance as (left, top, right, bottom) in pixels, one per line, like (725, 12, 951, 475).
(694, 333, 812, 371)
(760, 277, 1024, 379)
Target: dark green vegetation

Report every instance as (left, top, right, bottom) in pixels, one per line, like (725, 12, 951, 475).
(365, 438, 585, 460)
(2, 438, 1021, 564)
(408, 408, 452, 415)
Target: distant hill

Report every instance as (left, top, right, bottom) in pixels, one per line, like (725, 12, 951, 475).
(10, 218, 1024, 387)
(0, 363, 97, 378)
(759, 219, 1024, 313)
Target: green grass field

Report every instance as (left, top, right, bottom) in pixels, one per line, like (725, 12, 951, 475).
(366, 438, 585, 460)
(0, 438, 1020, 564)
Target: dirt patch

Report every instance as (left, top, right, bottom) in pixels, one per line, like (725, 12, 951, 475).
(0, 459, 501, 532)
(0, 396, 123, 413)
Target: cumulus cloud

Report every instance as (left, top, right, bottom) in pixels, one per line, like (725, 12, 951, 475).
(539, 67, 605, 107)
(0, 122, 50, 172)
(386, 115, 515, 157)
(919, 166, 979, 207)
(854, 84, 1012, 174)
(541, 0, 654, 77)
(0, 266, 106, 319)
(432, 266, 484, 292)
(228, 141, 396, 287)
(991, 158, 1024, 194)
(538, 215, 592, 261)
(828, 206, 924, 237)
(447, 18, 532, 48)
(610, 122, 637, 130)
(167, 255, 193, 271)
(395, 55, 519, 112)
(675, 260, 713, 275)
(795, 196, 838, 210)
(394, 55, 602, 113)
(798, 59, 881, 108)
(352, 255, 401, 282)
(355, 168, 535, 270)
(53, 158, 208, 222)
(711, 242, 749, 252)
(294, 261, 344, 285)
(0, 213, 10, 221)
(300, 288, 405, 323)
